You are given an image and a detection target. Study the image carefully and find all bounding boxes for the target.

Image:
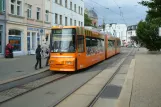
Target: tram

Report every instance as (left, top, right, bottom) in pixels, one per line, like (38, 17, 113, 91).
(49, 26, 120, 72)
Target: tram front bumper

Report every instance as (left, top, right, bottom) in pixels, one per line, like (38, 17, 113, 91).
(49, 58, 76, 72)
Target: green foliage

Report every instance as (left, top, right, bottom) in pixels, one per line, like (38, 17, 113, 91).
(137, 0, 161, 51)
(84, 13, 92, 26)
(139, 0, 161, 19)
(137, 18, 161, 51)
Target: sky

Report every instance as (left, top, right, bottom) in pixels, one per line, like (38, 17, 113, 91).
(84, 0, 149, 26)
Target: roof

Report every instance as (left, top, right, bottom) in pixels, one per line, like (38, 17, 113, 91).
(88, 10, 98, 19)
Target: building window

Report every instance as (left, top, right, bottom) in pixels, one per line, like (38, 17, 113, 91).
(55, 0, 58, 3)
(79, 6, 80, 14)
(10, 0, 15, 14)
(74, 20, 76, 26)
(65, 17, 67, 26)
(17, 0, 21, 16)
(81, 22, 83, 26)
(60, 0, 62, 5)
(10, 0, 22, 16)
(65, 0, 67, 8)
(0, 0, 5, 12)
(70, 18, 72, 26)
(27, 4, 32, 18)
(60, 15, 62, 25)
(81, 7, 83, 15)
(45, 10, 49, 22)
(55, 13, 58, 24)
(0, 25, 2, 53)
(37, 7, 40, 20)
(70, 2, 72, 10)
(9, 29, 21, 51)
(74, 4, 76, 12)
(79, 21, 80, 26)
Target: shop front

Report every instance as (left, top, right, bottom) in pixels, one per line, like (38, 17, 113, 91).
(8, 29, 23, 56)
(27, 27, 44, 55)
(6, 22, 28, 56)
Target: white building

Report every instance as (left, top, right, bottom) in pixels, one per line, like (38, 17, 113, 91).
(105, 23, 127, 46)
(127, 25, 137, 42)
(4, 0, 52, 56)
(52, 0, 84, 26)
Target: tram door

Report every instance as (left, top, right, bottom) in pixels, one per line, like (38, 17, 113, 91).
(77, 35, 86, 70)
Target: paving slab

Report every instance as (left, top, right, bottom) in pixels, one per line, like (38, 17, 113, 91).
(74, 84, 103, 96)
(87, 77, 109, 85)
(93, 98, 117, 107)
(56, 94, 95, 107)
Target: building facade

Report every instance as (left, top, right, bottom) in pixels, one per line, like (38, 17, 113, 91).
(105, 23, 127, 46)
(52, 0, 84, 26)
(85, 8, 98, 27)
(0, 0, 5, 57)
(5, 0, 52, 56)
(127, 25, 137, 43)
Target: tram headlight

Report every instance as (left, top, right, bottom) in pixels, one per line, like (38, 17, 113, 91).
(66, 61, 73, 65)
(50, 60, 54, 64)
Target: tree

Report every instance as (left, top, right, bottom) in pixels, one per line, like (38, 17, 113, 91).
(136, 0, 161, 51)
(84, 13, 92, 26)
(139, 0, 161, 19)
(137, 19, 161, 51)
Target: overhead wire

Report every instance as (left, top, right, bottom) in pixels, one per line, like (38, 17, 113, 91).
(112, 0, 127, 25)
(89, 0, 128, 25)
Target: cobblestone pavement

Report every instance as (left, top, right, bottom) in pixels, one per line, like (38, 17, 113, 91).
(130, 48, 161, 107)
(0, 55, 48, 81)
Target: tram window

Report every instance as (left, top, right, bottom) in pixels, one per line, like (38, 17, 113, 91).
(97, 39, 101, 47)
(77, 35, 85, 53)
(86, 37, 91, 47)
(112, 40, 115, 47)
(108, 40, 112, 47)
(118, 40, 121, 47)
(101, 39, 104, 47)
(91, 38, 97, 46)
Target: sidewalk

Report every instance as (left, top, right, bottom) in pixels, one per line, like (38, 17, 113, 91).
(118, 48, 161, 107)
(0, 55, 49, 82)
(130, 48, 161, 107)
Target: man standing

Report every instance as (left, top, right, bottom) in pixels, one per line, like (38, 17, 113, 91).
(35, 45, 42, 70)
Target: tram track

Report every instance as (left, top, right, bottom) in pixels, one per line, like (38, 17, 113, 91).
(53, 48, 134, 107)
(0, 48, 131, 107)
(88, 48, 136, 107)
(0, 73, 70, 104)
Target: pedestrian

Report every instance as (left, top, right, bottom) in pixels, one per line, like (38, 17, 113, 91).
(35, 45, 42, 70)
(5, 42, 14, 58)
(46, 46, 50, 66)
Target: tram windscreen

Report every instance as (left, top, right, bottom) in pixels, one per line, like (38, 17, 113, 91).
(50, 28, 76, 53)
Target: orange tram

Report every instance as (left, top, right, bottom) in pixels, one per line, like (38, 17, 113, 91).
(49, 26, 121, 72)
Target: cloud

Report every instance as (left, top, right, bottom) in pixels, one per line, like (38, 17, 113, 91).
(84, 0, 148, 25)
